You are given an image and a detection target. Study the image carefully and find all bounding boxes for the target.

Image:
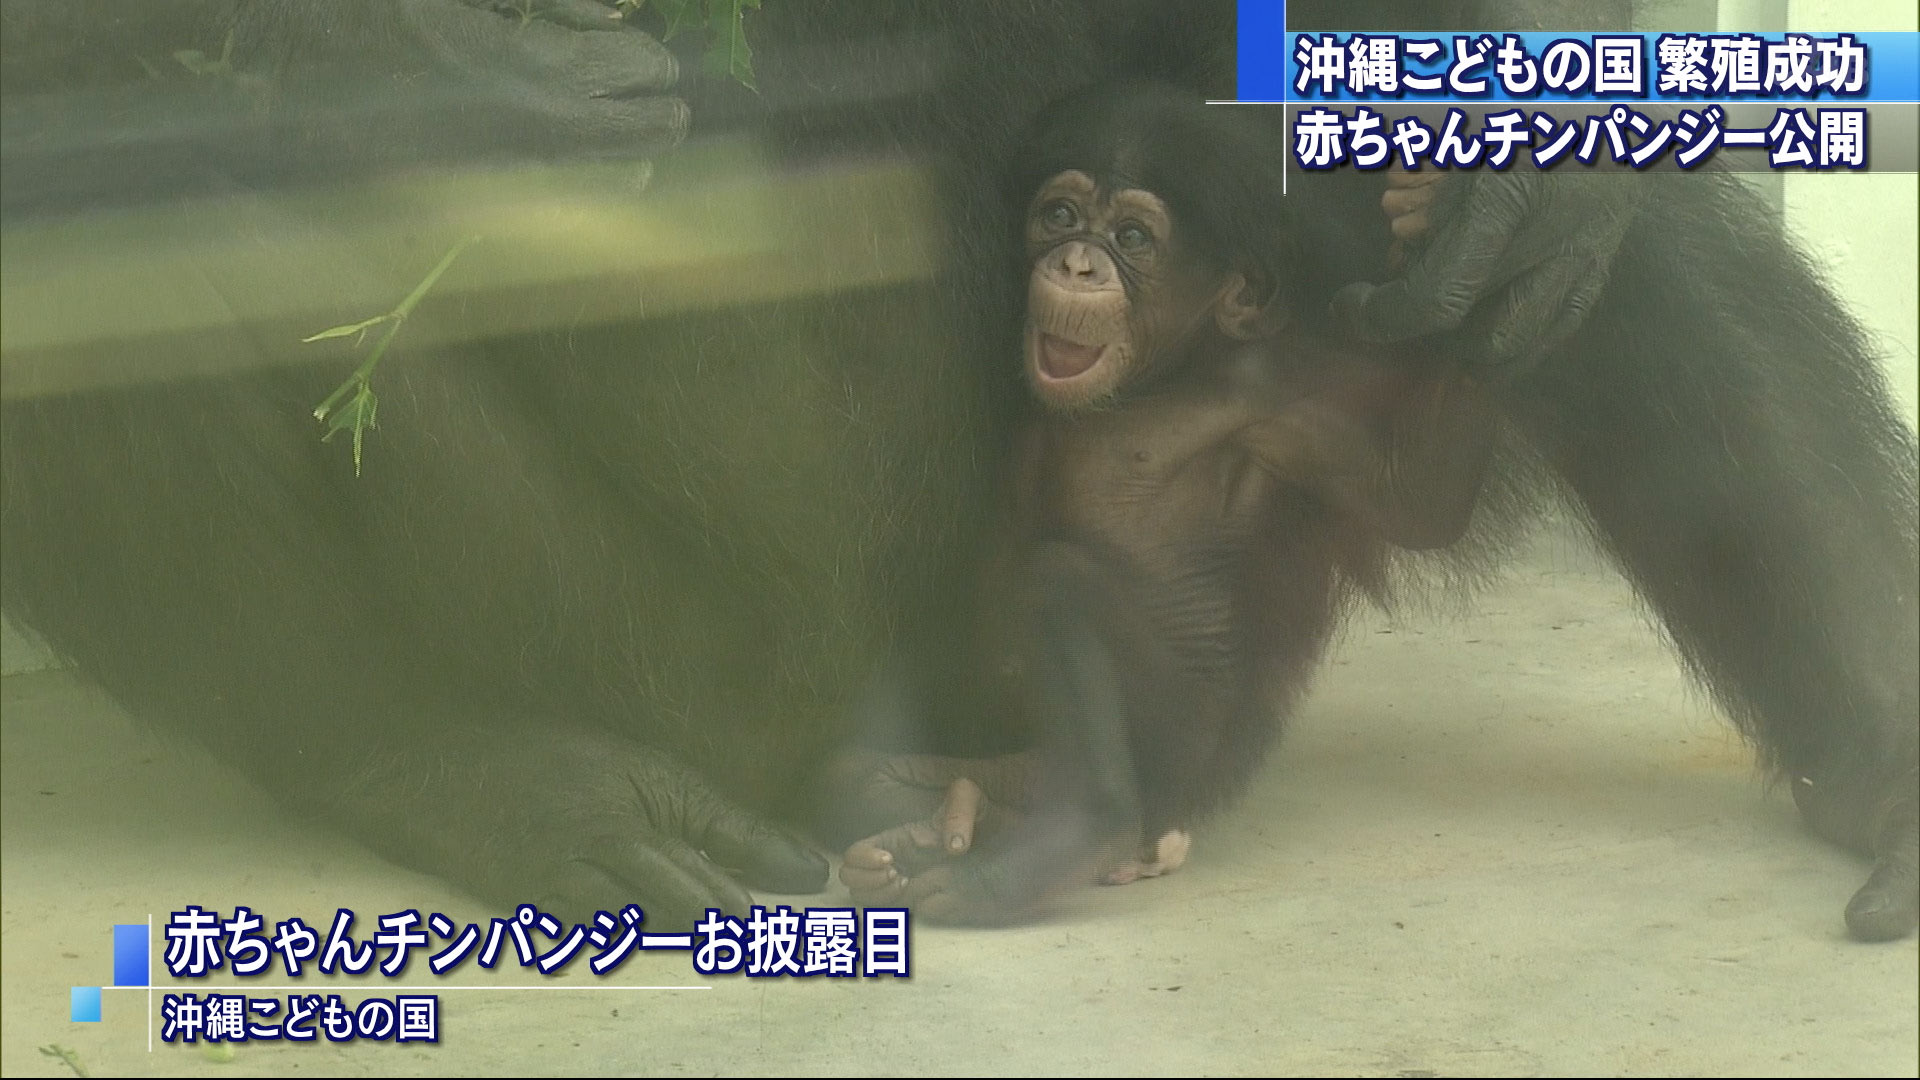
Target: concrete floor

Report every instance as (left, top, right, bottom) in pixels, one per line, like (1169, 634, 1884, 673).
(3, 529, 1915, 1077)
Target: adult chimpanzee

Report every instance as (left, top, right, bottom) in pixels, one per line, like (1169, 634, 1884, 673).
(836, 86, 1919, 937)
(1, 0, 1260, 931)
(836, 87, 1502, 918)
(3, 0, 1915, 941)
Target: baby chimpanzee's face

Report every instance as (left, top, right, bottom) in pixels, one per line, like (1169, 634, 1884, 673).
(1022, 169, 1279, 412)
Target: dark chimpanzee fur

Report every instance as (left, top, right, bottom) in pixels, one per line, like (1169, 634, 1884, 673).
(1, 0, 1255, 931)
(1490, 168, 1919, 940)
(2, 0, 1915, 940)
(836, 87, 1919, 938)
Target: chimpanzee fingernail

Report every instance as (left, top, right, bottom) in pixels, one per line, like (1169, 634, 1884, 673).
(948, 835, 965, 852)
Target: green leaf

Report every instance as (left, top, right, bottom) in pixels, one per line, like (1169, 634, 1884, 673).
(318, 383, 374, 441)
(654, 0, 700, 40)
(703, 0, 759, 91)
(38, 1045, 88, 1078)
(318, 383, 379, 477)
(391, 235, 478, 320)
(304, 237, 475, 475)
(301, 314, 392, 344)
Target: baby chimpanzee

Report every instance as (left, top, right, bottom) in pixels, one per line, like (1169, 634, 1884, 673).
(837, 85, 1494, 922)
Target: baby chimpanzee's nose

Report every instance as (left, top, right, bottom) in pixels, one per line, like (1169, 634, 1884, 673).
(1050, 240, 1115, 288)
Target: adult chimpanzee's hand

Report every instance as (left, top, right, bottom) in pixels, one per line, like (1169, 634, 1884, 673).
(232, 0, 689, 164)
(2, 0, 688, 214)
(336, 725, 827, 929)
(1333, 170, 1643, 380)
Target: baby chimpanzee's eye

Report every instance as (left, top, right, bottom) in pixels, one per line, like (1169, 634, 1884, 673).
(1041, 201, 1078, 230)
(1114, 223, 1153, 252)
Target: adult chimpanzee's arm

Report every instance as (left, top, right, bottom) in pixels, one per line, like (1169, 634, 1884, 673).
(1342, 159, 1917, 939)
(0, 361, 831, 928)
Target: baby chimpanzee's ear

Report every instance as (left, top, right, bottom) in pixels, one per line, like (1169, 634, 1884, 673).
(1215, 271, 1289, 341)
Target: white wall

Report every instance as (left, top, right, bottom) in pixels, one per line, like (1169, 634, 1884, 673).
(1711, 0, 1918, 431)
(1782, 0, 1920, 429)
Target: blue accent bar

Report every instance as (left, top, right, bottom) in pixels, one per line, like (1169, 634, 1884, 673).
(113, 923, 148, 987)
(1246, 30, 1918, 103)
(1237, 0, 1289, 101)
(70, 986, 102, 1023)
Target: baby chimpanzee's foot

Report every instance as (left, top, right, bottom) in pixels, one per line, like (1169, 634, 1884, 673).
(1101, 829, 1192, 885)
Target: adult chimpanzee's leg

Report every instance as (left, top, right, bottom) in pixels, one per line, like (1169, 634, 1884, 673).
(0, 354, 832, 927)
(1497, 170, 1919, 941)
(1, 0, 1131, 928)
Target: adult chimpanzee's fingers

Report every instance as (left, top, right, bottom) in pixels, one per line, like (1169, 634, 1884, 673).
(429, 0, 680, 97)
(1848, 857, 1920, 941)
(1792, 765, 1919, 940)
(492, 0, 632, 33)
(1847, 797, 1919, 941)
(534, 827, 754, 930)
(1335, 172, 1533, 344)
(1472, 253, 1585, 370)
(507, 10, 682, 99)
(690, 798, 830, 895)
(379, 0, 688, 157)
(1528, 256, 1615, 373)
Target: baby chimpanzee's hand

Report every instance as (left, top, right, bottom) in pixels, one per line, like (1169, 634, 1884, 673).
(840, 777, 1028, 922)
(841, 774, 1193, 923)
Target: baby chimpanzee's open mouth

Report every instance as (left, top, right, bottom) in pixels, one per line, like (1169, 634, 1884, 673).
(1037, 333, 1106, 380)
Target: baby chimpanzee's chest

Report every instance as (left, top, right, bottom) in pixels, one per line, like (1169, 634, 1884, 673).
(1027, 418, 1274, 555)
